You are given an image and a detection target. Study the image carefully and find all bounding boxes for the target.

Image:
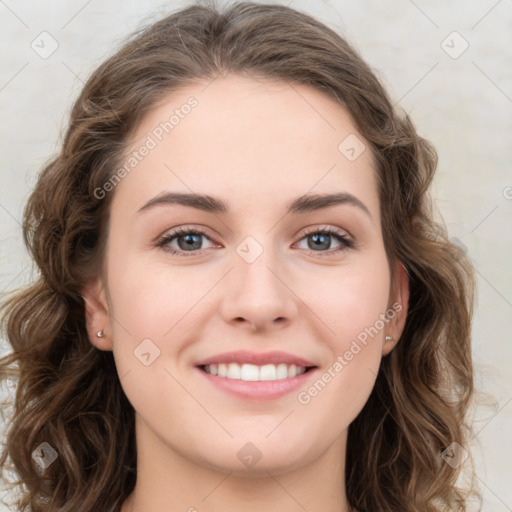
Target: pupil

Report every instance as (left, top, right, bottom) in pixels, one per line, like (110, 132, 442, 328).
(179, 234, 201, 251)
(309, 233, 330, 251)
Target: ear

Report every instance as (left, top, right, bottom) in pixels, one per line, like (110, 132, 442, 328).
(82, 277, 113, 351)
(382, 261, 410, 356)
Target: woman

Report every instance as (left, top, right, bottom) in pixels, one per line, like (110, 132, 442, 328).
(0, 2, 479, 511)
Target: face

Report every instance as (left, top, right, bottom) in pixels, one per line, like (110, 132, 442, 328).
(84, 74, 408, 475)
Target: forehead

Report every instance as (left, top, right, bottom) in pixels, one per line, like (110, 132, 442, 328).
(113, 74, 380, 221)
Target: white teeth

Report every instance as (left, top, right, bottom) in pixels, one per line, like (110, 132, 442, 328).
(240, 364, 259, 381)
(203, 363, 308, 381)
(226, 363, 241, 379)
(260, 364, 276, 381)
(276, 363, 288, 379)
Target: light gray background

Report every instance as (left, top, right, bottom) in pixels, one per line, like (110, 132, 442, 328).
(1, 1, 511, 510)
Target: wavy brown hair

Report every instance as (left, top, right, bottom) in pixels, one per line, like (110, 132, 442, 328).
(0, 2, 479, 511)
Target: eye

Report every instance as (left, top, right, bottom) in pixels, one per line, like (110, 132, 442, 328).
(294, 226, 354, 256)
(156, 225, 354, 257)
(156, 226, 216, 256)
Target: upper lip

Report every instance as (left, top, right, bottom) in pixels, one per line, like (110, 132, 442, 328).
(195, 350, 317, 367)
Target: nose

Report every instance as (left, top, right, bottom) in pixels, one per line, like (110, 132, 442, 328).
(219, 247, 298, 333)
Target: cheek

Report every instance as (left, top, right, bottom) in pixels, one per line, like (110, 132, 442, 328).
(294, 267, 390, 412)
(296, 257, 390, 407)
(107, 251, 213, 334)
(297, 346, 381, 440)
(304, 259, 391, 347)
(105, 251, 220, 385)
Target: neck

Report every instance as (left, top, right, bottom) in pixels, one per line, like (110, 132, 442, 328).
(121, 414, 353, 512)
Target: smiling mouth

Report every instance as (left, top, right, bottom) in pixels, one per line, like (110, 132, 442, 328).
(200, 363, 316, 382)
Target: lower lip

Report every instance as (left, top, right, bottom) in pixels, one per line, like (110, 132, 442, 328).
(196, 367, 317, 400)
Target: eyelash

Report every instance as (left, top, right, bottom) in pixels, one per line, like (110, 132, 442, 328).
(156, 225, 354, 257)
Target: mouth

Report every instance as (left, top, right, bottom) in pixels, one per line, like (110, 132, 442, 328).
(199, 362, 315, 381)
(195, 351, 319, 400)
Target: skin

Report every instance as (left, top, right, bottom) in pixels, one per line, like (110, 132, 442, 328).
(83, 74, 409, 512)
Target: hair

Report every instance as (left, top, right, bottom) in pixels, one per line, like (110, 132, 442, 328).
(0, 2, 480, 511)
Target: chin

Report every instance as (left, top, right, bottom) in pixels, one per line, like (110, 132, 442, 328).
(188, 434, 319, 476)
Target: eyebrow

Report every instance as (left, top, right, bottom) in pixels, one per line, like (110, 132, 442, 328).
(137, 191, 371, 219)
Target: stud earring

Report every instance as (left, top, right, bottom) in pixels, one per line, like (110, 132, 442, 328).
(96, 330, 105, 338)
(385, 335, 393, 341)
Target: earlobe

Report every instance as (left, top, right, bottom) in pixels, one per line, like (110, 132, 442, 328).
(82, 278, 113, 351)
(382, 261, 410, 356)
(382, 334, 399, 356)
